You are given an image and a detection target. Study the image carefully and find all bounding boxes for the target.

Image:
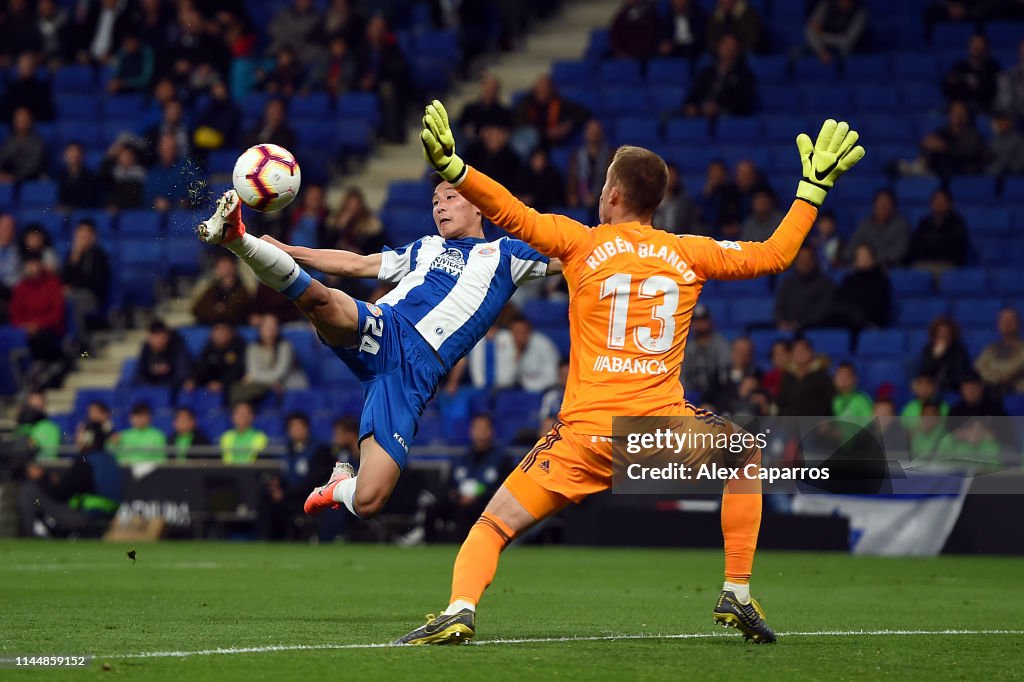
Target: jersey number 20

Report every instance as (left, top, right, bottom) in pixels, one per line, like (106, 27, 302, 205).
(599, 274, 679, 353)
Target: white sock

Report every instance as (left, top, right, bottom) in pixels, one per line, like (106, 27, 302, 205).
(444, 600, 476, 615)
(723, 581, 751, 604)
(332, 476, 359, 516)
(224, 234, 311, 299)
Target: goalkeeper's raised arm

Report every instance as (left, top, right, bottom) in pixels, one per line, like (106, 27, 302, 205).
(259, 235, 383, 279)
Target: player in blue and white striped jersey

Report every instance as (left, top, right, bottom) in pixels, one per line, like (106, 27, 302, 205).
(197, 180, 562, 520)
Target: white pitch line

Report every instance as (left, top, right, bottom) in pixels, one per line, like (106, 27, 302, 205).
(100, 629, 1024, 660)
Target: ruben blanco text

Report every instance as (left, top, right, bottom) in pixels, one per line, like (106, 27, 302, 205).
(585, 237, 698, 283)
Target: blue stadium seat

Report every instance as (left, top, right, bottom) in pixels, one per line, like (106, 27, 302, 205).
(522, 300, 568, 329)
(1005, 393, 1024, 417)
(962, 206, 1013, 235)
(932, 23, 975, 49)
(53, 66, 95, 93)
(647, 86, 686, 115)
(294, 119, 336, 150)
(646, 58, 690, 86)
(851, 85, 902, 114)
(281, 389, 319, 416)
(713, 277, 771, 296)
(961, 329, 992, 359)
(747, 55, 789, 84)
(949, 176, 998, 203)
(74, 388, 118, 420)
(715, 117, 763, 142)
(611, 116, 659, 146)
(758, 85, 793, 113)
(900, 82, 942, 109)
(282, 327, 319, 378)
(601, 88, 651, 116)
(952, 298, 1005, 326)
(857, 329, 908, 358)
(118, 210, 164, 236)
(380, 207, 435, 245)
(843, 54, 889, 81)
(16, 209, 67, 242)
(208, 149, 241, 176)
(730, 297, 775, 328)
(199, 411, 230, 439)
(665, 118, 710, 144)
(761, 114, 813, 144)
(861, 359, 907, 394)
(797, 85, 851, 114)
(859, 114, 917, 143)
(0, 183, 13, 210)
(990, 269, 1024, 296)
(804, 328, 852, 359)
(102, 93, 145, 118)
(165, 236, 203, 275)
(1003, 176, 1024, 201)
(585, 29, 611, 62)
(938, 268, 988, 296)
(415, 30, 459, 62)
(552, 60, 592, 88)
(55, 93, 100, 122)
(290, 93, 331, 117)
(118, 358, 138, 388)
(889, 269, 934, 296)
(18, 181, 57, 208)
(547, 328, 571, 357)
(337, 92, 379, 125)
(177, 326, 211, 357)
(118, 386, 172, 413)
(598, 59, 643, 86)
(385, 180, 434, 209)
(895, 176, 941, 203)
(177, 389, 224, 413)
(897, 297, 948, 326)
(334, 118, 373, 155)
(793, 58, 839, 82)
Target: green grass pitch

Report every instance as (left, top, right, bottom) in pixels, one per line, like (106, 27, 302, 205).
(2, 540, 1022, 680)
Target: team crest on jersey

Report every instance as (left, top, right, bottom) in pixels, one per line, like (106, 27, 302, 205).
(430, 248, 466, 276)
(366, 303, 382, 316)
(478, 246, 496, 255)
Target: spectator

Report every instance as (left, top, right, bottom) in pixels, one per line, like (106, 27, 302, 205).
(464, 125, 521, 188)
(61, 219, 111, 324)
(871, 397, 909, 454)
(4, 54, 55, 124)
(15, 390, 61, 459)
(515, 148, 566, 213)
(459, 73, 514, 144)
(923, 0, 1007, 40)
(111, 402, 167, 463)
(261, 412, 334, 540)
(75, 401, 115, 455)
(325, 0, 365, 45)
(994, 39, 1024, 125)
(659, 0, 708, 60)
(321, 36, 358, 96)
(513, 75, 590, 150)
(57, 142, 101, 210)
(778, 338, 835, 416)
(323, 187, 386, 254)
(917, 315, 972, 394)
(707, 0, 766, 54)
(231, 314, 308, 405)
(356, 15, 410, 144)
(463, 323, 524, 392)
(257, 45, 308, 98)
(168, 407, 212, 460)
(709, 337, 761, 411)
(106, 32, 154, 94)
(949, 372, 1006, 419)
(37, 0, 72, 65)
(135, 319, 192, 390)
(145, 99, 190, 162)
(844, 189, 910, 267)
(761, 339, 791, 398)
(933, 418, 1002, 467)
(740, 189, 783, 242)
(0, 107, 49, 183)
(329, 416, 361, 467)
(907, 188, 969, 270)
(132, 0, 174, 53)
(986, 111, 1024, 177)
(78, 0, 127, 64)
(681, 304, 731, 399)
(833, 243, 891, 330)
(610, 0, 660, 60)
(220, 401, 268, 464)
(10, 255, 65, 365)
(683, 33, 756, 118)
(101, 143, 147, 210)
(728, 378, 771, 417)
(193, 80, 242, 152)
(920, 100, 986, 179)
(509, 316, 560, 392)
(166, 4, 231, 88)
(653, 163, 701, 234)
(774, 246, 836, 331)
(187, 322, 247, 394)
(975, 308, 1024, 394)
(696, 159, 742, 235)
(566, 119, 612, 217)
(734, 158, 769, 219)
(243, 98, 297, 150)
(908, 400, 947, 459)
(145, 134, 188, 212)
(538, 360, 570, 435)
(902, 373, 950, 422)
(20, 224, 59, 272)
(193, 254, 252, 325)
(804, 0, 869, 64)
(832, 362, 873, 419)
(942, 33, 1000, 112)
(0, 214, 22, 295)
(268, 0, 325, 66)
(289, 184, 327, 249)
(809, 210, 843, 272)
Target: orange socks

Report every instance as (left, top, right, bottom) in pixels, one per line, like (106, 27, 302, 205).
(721, 476, 763, 584)
(450, 512, 515, 606)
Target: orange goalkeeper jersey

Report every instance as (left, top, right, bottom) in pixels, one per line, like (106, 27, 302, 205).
(456, 168, 818, 435)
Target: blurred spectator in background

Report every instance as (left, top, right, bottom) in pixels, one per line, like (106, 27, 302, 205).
(356, 15, 410, 143)
(145, 99, 190, 162)
(261, 412, 333, 540)
(654, 163, 700, 234)
(76, 401, 114, 452)
(107, 32, 154, 94)
(268, 0, 325, 66)
(330, 415, 361, 467)
(933, 418, 1002, 467)
(4, 54, 55, 124)
(1, 0, 41, 66)
(995, 39, 1024, 125)
(761, 339, 792, 398)
(809, 210, 843, 272)
(707, 0, 766, 54)
(167, 4, 231, 89)
(513, 75, 589, 151)
(949, 371, 1005, 419)
(740, 189, 783, 242)
(168, 406, 212, 460)
(325, 0, 365, 46)
(231, 314, 308, 405)
(257, 45, 308, 97)
(777, 338, 835, 416)
(924, 0, 1008, 40)
(708, 336, 760, 411)
(902, 373, 949, 421)
(920, 100, 985, 179)
(734, 158, 768, 219)
(459, 73, 513, 144)
(775, 246, 835, 331)
(461, 325, 515, 392)
(538, 360, 570, 435)
(193, 80, 242, 153)
(942, 33, 1000, 112)
(57, 142, 101, 210)
(681, 304, 731, 399)
(220, 401, 268, 464)
(186, 322, 246, 395)
(464, 125, 521, 187)
(321, 36, 357, 96)
(803, 0, 869, 64)
(289, 184, 327, 248)
(61, 219, 111, 326)
(907, 188, 969, 270)
(975, 308, 1024, 395)
(20, 224, 59, 271)
(78, 0, 127, 64)
(659, 0, 708, 60)
(684, 33, 756, 118)
(610, 0, 660, 60)
(15, 390, 61, 459)
(10, 254, 65, 366)
(111, 402, 167, 463)
(37, 0, 72, 66)
(131, 0, 174, 54)
(193, 254, 251, 325)
(833, 243, 891, 330)
(244, 98, 297, 150)
(908, 400, 946, 459)
(0, 214, 22, 310)
(917, 315, 972, 394)
(986, 111, 1024, 177)
(832, 362, 873, 419)
(135, 319, 192, 390)
(323, 187, 386, 254)
(509, 316, 560, 391)
(145, 134, 188, 212)
(101, 143, 146, 210)
(0, 108, 49, 183)
(696, 159, 741, 235)
(515, 148, 565, 213)
(566, 119, 612, 218)
(844, 188, 910, 267)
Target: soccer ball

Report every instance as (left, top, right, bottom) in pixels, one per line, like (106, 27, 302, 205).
(232, 144, 301, 212)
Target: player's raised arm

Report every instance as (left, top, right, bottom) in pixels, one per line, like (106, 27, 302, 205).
(420, 99, 590, 262)
(259, 235, 383, 279)
(685, 119, 865, 281)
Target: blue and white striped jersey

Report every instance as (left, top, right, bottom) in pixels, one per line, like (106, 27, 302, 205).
(376, 235, 549, 371)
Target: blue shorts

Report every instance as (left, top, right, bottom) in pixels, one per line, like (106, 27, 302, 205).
(324, 301, 445, 470)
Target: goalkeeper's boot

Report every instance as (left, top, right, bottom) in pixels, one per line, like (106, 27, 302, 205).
(303, 462, 355, 516)
(197, 189, 244, 244)
(713, 590, 776, 643)
(393, 609, 476, 645)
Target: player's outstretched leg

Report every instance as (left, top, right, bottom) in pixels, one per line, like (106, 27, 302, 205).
(305, 436, 400, 519)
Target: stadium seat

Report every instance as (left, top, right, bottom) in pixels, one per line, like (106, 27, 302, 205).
(938, 268, 988, 296)
(102, 93, 146, 118)
(334, 118, 374, 155)
(793, 58, 839, 82)
(1002, 176, 1024, 201)
(522, 300, 568, 329)
(17, 181, 57, 208)
(337, 92, 379, 125)
(990, 269, 1024, 296)
(861, 359, 908, 394)
(0, 183, 13, 210)
(177, 389, 224, 413)
(295, 120, 337, 150)
(17, 210, 67, 242)
(949, 176, 998, 204)
(715, 117, 762, 142)
(177, 326, 211, 357)
(552, 60, 592, 88)
(282, 327, 320, 378)
(598, 59, 643, 86)
(380, 207, 435, 245)
(730, 297, 775, 328)
(747, 55, 789, 84)
(857, 329, 908, 359)
(385, 180, 433, 209)
(843, 54, 889, 81)
(1004, 393, 1024, 417)
(585, 29, 611, 62)
(859, 115, 917, 143)
(55, 94, 100, 122)
(712, 276, 771, 297)
(962, 206, 1013, 235)
(646, 58, 690, 87)
(900, 82, 942, 109)
(53, 66, 95, 93)
(290, 93, 331, 117)
(896, 297, 948, 327)
(611, 116, 659, 146)
(932, 23, 975, 49)
(952, 298, 1005, 327)
(118, 358, 138, 388)
(889, 269, 934, 296)
(961, 329, 991, 359)
(74, 388, 118, 420)
(895, 176, 941, 203)
(118, 386, 172, 413)
(601, 88, 652, 117)
(647, 86, 686, 116)
(797, 85, 851, 115)
(118, 210, 164, 236)
(804, 328, 852, 359)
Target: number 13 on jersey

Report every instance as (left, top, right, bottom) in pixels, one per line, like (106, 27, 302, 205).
(599, 274, 680, 354)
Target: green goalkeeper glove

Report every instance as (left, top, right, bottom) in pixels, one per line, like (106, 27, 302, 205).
(795, 119, 866, 206)
(421, 99, 466, 184)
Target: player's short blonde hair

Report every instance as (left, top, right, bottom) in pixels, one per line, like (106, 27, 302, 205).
(607, 146, 668, 217)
